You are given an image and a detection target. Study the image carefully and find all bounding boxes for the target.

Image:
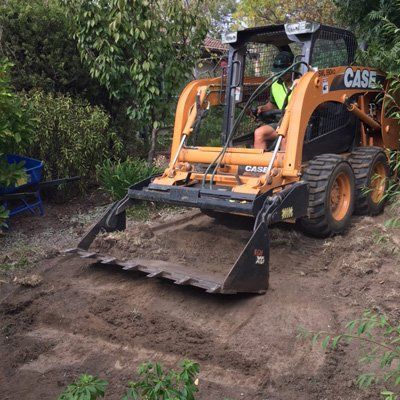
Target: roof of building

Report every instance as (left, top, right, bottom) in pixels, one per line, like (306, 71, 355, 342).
(203, 37, 228, 52)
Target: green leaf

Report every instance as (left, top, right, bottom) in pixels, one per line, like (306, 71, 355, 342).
(321, 336, 331, 350)
(331, 335, 342, 349)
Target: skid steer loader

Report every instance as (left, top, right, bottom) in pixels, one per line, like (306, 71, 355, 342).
(67, 21, 400, 294)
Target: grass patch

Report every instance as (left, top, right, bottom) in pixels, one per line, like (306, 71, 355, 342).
(0, 255, 31, 273)
(126, 203, 182, 222)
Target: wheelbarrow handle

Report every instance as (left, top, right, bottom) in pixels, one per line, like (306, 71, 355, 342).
(38, 176, 81, 188)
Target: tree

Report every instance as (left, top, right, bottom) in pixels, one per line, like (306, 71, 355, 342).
(199, 0, 238, 37)
(232, 0, 338, 28)
(334, 0, 400, 73)
(61, 0, 208, 135)
(0, 0, 104, 100)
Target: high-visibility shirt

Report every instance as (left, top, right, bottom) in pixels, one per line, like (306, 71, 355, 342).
(271, 80, 291, 110)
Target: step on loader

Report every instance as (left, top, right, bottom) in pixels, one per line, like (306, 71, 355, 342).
(67, 21, 400, 294)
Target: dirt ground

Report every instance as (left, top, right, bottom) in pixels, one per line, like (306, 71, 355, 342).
(0, 196, 399, 400)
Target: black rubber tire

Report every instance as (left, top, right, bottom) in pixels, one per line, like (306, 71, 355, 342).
(299, 154, 355, 238)
(348, 147, 389, 216)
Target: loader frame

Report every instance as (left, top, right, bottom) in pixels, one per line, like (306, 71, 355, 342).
(68, 22, 400, 294)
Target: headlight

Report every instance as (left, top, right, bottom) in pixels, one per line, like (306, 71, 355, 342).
(222, 32, 238, 44)
(284, 21, 320, 35)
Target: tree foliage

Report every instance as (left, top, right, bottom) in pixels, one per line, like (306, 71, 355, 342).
(232, 0, 338, 28)
(335, 0, 400, 73)
(0, 0, 103, 99)
(61, 0, 208, 132)
(197, 0, 237, 37)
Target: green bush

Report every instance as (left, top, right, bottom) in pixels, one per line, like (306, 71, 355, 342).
(18, 90, 121, 185)
(0, 59, 34, 156)
(0, 58, 34, 227)
(97, 157, 161, 200)
(0, 0, 104, 100)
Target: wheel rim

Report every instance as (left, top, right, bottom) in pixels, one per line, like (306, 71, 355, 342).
(330, 172, 351, 221)
(370, 162, 387, 204)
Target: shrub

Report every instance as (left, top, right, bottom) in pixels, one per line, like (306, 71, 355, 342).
(19, 90, 121, 185)
(97, 157, 161, 200)
(0, 58, 34, 227)
(0, 59, 34, 155)
(0, 0, 104, 101)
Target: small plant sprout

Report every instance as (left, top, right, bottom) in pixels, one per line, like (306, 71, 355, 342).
(122, 359, 200, 400)
(58, 374, 108, 400)
(298, 310, 400, 400)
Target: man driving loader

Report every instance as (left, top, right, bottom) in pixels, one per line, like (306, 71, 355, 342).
(253, 51, 295, 149)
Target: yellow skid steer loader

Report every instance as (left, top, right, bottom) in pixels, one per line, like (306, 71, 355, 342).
(67, 21, 399, 294)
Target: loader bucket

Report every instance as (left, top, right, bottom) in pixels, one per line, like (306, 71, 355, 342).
(66, 222, 270, 294)
(65, 178, 308, 294)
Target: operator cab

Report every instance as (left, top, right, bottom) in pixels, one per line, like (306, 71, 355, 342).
(216, 21, 359, 159)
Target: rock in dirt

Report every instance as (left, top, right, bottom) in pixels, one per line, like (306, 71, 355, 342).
(14, 274, 43, 287)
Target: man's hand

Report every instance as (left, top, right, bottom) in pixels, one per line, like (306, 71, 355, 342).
(257, 105, 267, 114)
(291, 79, 299, 89)
(257, 102, 274, 114)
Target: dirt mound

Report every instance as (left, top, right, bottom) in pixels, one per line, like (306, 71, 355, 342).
(0, 207, 399, 400)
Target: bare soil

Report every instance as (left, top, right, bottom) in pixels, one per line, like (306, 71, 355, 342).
(0, 198, 399, 400)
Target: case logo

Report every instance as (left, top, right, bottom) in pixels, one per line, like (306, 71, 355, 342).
(344, 68, 377, 89)
(244, 165, 268, 174)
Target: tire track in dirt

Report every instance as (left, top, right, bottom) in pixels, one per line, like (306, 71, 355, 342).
(1, 211, 399, 400)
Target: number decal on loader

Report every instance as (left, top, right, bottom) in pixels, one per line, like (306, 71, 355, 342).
(254, 249, 265, 265)
(281, 207, 294, 219)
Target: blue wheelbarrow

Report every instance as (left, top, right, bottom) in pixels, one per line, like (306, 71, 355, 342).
(0, 154, 80, 218)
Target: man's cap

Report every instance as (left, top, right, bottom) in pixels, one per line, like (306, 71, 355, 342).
(271, 51, 294, 73)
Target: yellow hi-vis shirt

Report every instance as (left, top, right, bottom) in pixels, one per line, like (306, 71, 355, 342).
(271, 80, 291, 109)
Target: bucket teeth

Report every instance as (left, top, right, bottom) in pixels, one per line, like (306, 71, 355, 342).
(206, 285, 223, 294)
(66, 242, 267, 294)
(100, 257, 116, 264)
(175, 277, 192, 285)
(78, 251, 97, 259)
(121, 262, 140, 271)
(63, 248, 78, 254)
(147, 271, 163, 278)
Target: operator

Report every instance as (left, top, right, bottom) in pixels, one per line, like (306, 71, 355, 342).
(254, 51, 296, 150)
